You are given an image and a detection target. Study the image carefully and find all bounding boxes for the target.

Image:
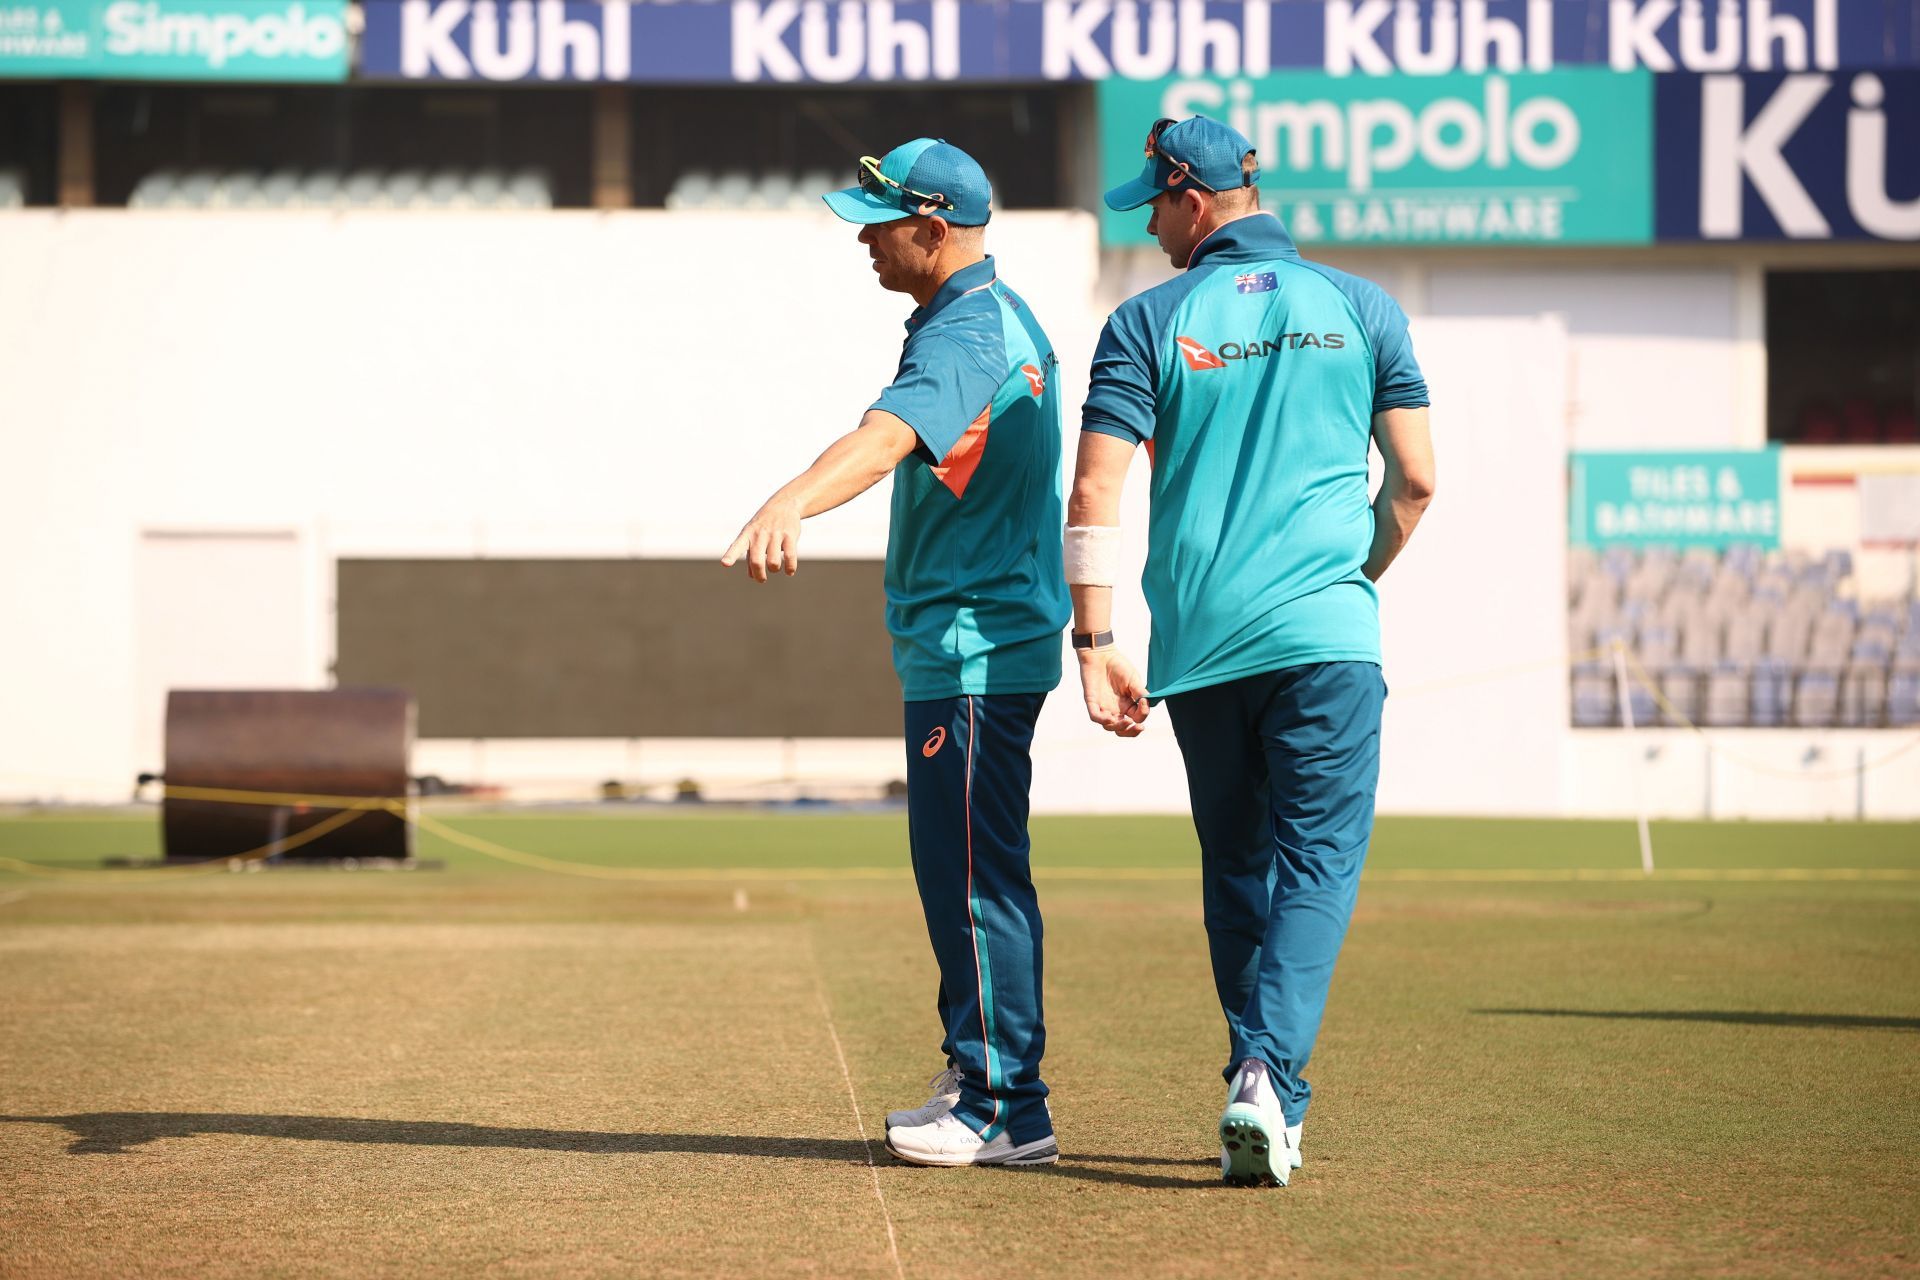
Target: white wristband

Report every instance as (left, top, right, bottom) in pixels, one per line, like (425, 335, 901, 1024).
(1064, 525, 1121, 586)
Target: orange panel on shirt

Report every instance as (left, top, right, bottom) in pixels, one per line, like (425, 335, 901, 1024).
(931, 404, 991, 498)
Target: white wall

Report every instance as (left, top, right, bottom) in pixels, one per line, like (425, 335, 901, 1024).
(0, 209, 1102, 800)
(2, 212, 1913, 818)
(1424, 265, 1758, 450)
(1117, 250, 1766, 455)
(1371, 316, 1571, 815)
(1779, 444, 1920, 600)
(133, 531, 315, 773)
(1563, 729, 1919, 822)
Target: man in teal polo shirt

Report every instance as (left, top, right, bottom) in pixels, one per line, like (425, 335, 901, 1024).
(723, 139, 1067, 1168)
(1064, 116, 1437, 1188)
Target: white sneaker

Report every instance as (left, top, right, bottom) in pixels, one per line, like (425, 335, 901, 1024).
(885, 1111, 1059, 1168)
(1219, 1058, 1292, 1187)
(886, 1066, 963, 1129)
(1220, 1067, 1304, 1169)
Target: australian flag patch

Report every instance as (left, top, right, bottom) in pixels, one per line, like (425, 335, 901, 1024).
(1234, 272, 1278, 294)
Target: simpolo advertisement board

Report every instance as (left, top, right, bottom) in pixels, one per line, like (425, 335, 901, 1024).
(1097, 67, 1654, 247)
(0, 0, 349, 81)
(1101, 65, 1920, 247)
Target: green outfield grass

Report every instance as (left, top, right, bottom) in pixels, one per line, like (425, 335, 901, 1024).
(2, 811, 1916, 1277)
(5, 808, 1919, 873)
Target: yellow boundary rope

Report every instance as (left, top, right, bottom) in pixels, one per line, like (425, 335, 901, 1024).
(408, 807, 728, 882)
(0, 805, 373, 881)
(156, 785, 402, 809)
(1, 646, 1916, 880)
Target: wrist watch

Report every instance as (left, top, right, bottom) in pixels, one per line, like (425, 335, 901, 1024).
(1071, 630, 1115, 650)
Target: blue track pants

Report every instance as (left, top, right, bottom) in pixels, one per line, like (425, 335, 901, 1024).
(1164, 662, 1385, 1126)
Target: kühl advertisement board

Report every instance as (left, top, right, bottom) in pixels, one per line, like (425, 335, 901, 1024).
(358, 0, 1917, 86)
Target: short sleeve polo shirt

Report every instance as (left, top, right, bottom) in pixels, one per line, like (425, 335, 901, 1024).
(873, 256, 1070, 701)
(1081, 213, 1430, 699)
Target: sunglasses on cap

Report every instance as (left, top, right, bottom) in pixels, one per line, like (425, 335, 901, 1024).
(856, 155, 956, 216)
(1144, 117, 1250, 194)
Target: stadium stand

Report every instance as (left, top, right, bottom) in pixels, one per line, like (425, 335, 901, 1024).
(1798, 400, 1920, 445)
(1570, 546, 1920, 728)
(665, 169, 837, 212)
(127, 167, 553, 210)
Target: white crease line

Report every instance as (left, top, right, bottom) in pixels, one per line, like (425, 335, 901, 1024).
(807, 931, 905, 1280)
(1366, 868, 1920, 883)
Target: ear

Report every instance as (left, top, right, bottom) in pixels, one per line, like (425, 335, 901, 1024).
(1182, 189, 1210, 223)
(923, 215, 951, 250)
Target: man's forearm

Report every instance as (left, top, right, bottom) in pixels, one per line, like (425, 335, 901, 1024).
(1070, 584, 1114, 635)
(779, 419, 913, 519)
(724, 410, 920, 580)
(1066, 430, 1136, 631)
(1364, 407, 1435, 582)
(1364, 482, 1427, 581)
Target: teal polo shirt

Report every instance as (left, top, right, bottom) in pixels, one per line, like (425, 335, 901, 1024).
(872, 256, 1069, 701)
(1081, 213, 1430, 699)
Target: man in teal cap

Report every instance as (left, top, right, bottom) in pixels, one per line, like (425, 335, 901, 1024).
(1064, 116, 1437, 1187)
(724, 139, 1068, 1168)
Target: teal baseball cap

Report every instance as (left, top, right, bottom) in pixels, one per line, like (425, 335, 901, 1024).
(1104, 115, 1260, 211)
(823, 138, 993, 227)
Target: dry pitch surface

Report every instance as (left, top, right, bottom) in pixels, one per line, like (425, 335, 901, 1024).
(1, 812, 1916, 1278)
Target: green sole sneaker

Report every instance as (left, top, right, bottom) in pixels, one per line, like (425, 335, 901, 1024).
(1219, 1105, 1289, 1188)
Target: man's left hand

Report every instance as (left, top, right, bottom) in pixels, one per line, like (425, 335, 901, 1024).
(1077, 646, 1150, 737)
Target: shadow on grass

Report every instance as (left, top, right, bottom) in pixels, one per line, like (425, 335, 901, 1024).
(0, 1113, 1227, 1189)
(0, 1113, 877, 1158)
(1029, 1154, 1224, 1190)
(1475, 1009, 1920, 1030)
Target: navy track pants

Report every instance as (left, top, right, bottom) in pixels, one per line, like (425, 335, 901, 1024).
(903, 692, 1052, 1145)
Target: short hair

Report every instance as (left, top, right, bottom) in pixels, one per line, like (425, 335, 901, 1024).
(943, 221, 987, 249)
(1212, 186, 1260, 214)
(1210, 151, 1262, 212)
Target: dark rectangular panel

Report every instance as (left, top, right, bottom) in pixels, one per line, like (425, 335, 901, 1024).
(335, 559, 899, 738)
(1766, 269, 1920, 442)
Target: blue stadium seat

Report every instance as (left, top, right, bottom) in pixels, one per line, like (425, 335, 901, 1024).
(1888, 666, 1920, 726)
(1791, 669, 1842, 727)
(1658, 665, 1702, 726)
(1570, 664, 1615, 727)
(260, 169, 303, 207)
(1750, 659, 1791, 727)
(1704, 661, 1749, 727)
(128, 169, 181, 208)
(341, 170, 385, 207)
(505, 168, 552, 209)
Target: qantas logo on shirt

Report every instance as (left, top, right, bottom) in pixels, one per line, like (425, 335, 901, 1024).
(1176, 333, 1347, 371)
(1020, 363, 1046, 396)
(1174, 336, 1227, 371)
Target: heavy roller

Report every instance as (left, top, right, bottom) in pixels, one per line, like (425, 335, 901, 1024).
(161, 689, 414, 864)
